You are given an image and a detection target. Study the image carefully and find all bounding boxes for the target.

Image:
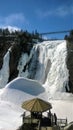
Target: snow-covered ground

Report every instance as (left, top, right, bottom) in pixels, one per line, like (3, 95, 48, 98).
(0, 101, 23, 130)
(0, 77, 73, 130)
(0, 77, 44, 130)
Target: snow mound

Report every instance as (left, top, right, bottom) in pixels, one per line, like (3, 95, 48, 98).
(5, 77, 45, 95)
(0, 77, 45, 105)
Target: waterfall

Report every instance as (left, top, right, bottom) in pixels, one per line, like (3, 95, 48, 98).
(18, 40, 69, 94)
(42, 40, 69, 94)
(34, 40, 69, 94)
(0, 40, 69, 95)
(0, 50, 10, 88)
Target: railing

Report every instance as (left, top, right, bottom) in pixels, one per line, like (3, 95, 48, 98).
(23, 117, 40, 124)
(57, 118, 67, 127)
(22, 113, 67, 129)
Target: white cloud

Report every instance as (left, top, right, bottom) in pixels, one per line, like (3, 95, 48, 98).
(0, 13, 28, 26)
(55, 6, 71, 16)
(5, 13, 25, 24)
(36, 5, 73, 18)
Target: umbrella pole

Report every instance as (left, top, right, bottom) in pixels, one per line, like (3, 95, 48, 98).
(31, 112, 32, 124)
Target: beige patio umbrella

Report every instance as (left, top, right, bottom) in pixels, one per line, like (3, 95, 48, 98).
(22, 98, 52, 112)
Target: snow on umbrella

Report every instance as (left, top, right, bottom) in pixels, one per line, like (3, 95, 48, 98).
(22, 98, 52, 112)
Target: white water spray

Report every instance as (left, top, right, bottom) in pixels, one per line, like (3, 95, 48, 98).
(0, 50, 10, 88)
(18, 40, 69, 94)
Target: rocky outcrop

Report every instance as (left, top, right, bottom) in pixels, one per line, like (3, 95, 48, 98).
(0, 42, 11, 69)
(66, 40, 73, 93)
(8, 43, 22, 82)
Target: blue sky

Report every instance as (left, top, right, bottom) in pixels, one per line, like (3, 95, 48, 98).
(0, 0, 73, 38)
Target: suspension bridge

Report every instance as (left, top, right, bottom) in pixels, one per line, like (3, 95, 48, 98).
(39, 29, 73, 40)
(40, 30, 71, 35)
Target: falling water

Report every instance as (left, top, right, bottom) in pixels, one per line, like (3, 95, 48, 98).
(0, 50, 10, 88)
(18, 40, 69, 94)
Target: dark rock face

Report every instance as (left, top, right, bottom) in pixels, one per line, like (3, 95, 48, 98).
(0, 42, 11, 69)
(66, 41, 73, 93)
(8, 43, 22, 82)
